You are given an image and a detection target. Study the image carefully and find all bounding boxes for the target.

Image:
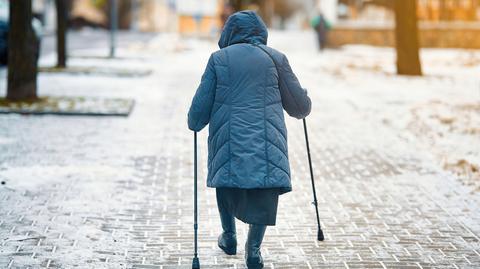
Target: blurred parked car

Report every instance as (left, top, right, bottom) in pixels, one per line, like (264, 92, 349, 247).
(0, 0, 43, 66)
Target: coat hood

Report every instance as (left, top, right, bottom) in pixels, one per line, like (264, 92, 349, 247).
(218, 10, 268, 49)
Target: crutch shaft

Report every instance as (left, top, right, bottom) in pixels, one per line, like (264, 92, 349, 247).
(303, 119, 324, 241)
(194, 132, 198, 255)
(192, 132, 200, 268)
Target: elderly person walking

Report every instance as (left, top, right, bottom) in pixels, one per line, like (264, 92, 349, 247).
(187, 11, 311, 269)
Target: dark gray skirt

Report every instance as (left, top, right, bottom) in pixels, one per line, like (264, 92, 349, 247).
(216, 187, 281, 226)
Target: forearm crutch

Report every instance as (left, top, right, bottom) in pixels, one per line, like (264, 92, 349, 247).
(303, 118, 325, 241)
(192, 132, 200, 269)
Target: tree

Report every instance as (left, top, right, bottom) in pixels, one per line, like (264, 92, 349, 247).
(230, 0, 243, 12)
(228, 0, 300, 27)
(55, 0, 68, 68)
(394, 0, 422, 76)
(272, 0, 301, 28)
(7, 0, 38, 101)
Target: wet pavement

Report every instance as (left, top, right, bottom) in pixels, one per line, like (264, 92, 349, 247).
(0, 30, 479, 268)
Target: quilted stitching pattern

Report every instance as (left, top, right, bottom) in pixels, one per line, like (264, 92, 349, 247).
(187, 11, 311, 194)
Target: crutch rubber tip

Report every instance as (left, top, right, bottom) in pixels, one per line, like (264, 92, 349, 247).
(318, 229, 325, 241)
(192, 257, 200, 269)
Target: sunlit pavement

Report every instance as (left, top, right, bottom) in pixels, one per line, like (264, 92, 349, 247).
(0, 30, 479, 268)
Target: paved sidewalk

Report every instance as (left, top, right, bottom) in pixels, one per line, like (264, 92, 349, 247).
(1, 32, 479, 268)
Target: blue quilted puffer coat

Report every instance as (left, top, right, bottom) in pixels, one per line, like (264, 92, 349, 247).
(188, 11, 311, 194)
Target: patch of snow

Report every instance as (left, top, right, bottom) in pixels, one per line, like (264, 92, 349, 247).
(0, 165, 133, 190)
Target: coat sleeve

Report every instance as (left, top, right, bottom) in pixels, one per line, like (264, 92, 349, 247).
(277, 54, 312, 119)
(188, 55, 217, 131)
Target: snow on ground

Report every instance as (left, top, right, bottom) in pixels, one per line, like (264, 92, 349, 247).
(1, 29, 478, 192)
(0, 29, 479, 268)
(265, 31, 480, 191)
(0, 29, 478, 192)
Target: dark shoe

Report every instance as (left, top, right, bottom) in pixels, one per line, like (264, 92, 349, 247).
(245, 225, 266, 269)
(216, 190, 237, 255)
(218, 232, 237, 255)
(246, 253, 263, 269)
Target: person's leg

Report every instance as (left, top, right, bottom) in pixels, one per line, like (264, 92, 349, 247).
(245, 224, 267, 269)
(316, 31, 323, 51)
(216, 189, 237, 255)
(320, 31, 327, 51)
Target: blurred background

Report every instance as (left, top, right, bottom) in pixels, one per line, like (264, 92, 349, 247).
(2, 1, 480, 42)
(2, 1, 480, 36)
(2, 0, 480, 73)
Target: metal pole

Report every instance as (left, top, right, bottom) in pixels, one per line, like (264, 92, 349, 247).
(192, 132, 200, 269)
(130, 0, 140, 31)
(109, 0, 118, 58)
(303, 118, 325, 241)
(265, 0, 274, 27)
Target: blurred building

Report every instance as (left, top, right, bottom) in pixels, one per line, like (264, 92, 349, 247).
(417, 0, 480, 21)
(71, 0, 106, 27)
(326, 0, 480, 49)
(35, 0, 480, 48)
(67, 0, 223, 36)
(67, 0, 310, 35)
(176, 0, 222, 36)
(336, 0, 480, 22)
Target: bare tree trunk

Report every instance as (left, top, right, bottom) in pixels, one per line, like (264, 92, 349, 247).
(263, 0, 275, 27)
(439, 0, 447, 21)
(394, 0, 422, 76)
(231, 0, 243, 12)
(55, 0, 67, 68)
(468, 0, 476, 21)
(105, 0, 132, 29)
(119, 0, 132, 29)
(7, 0, 38, 101)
